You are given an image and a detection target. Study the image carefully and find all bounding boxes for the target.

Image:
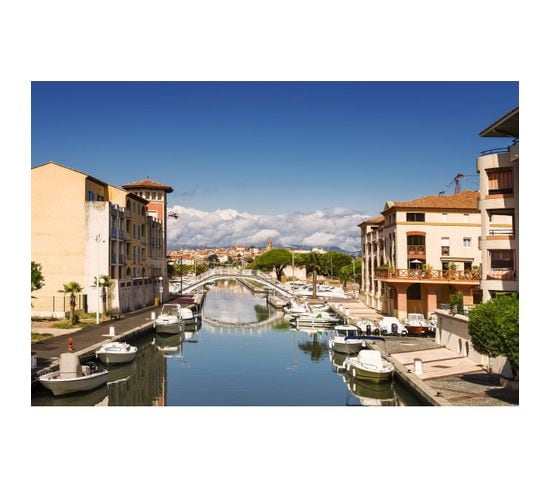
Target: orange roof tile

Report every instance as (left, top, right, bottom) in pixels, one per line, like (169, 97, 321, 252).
(388, 190, 479, 211)
(358, 215, 384, 227)
(122, 178, 174, 193)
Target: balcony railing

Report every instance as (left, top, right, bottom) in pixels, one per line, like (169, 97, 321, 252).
(488, 229, 514, 236)
(375, 268, 481, 281)
(479, 147, 510, 156)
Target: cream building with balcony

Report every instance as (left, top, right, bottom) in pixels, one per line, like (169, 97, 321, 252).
(31, 162, 170, 317)
(359, 191, 482, 320)
(476, 107, 519, 302)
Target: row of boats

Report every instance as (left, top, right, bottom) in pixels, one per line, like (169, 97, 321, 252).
(36, 302, 200, 397)
(283, 299, 437, 336)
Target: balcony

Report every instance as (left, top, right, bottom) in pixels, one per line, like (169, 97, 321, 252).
(375, 267, 481, 282)
(487, 229, 514, 239)
(486, 268, 516, 280)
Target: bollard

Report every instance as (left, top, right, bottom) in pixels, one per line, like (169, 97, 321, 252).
(413, 358, 423, 374)
(109, 326, 116, 337)
(31, 353, 37, 370)
(151, 311, 156, 320)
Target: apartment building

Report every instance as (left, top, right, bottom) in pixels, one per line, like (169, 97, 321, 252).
(31, 162, 170, 317)
(359, 191, 482, 320)
(476, 107, 519, 302)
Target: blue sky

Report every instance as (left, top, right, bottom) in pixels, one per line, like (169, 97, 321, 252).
(32, 81, 518, 249)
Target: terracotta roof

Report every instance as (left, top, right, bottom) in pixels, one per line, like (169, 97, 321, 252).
(122, 178, 174, 193)
(388, 190, 479, 211)
(358, 215, 384, 227)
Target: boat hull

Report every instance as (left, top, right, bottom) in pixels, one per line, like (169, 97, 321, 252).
(96, 350, 137, 365)
(39, 370, 109, 396)
(329, 339, 363, 355)
(344, 359, 394, 384)
(155, 320, 184, 334)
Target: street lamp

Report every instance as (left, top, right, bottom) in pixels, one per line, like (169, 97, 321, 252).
(159, 276, 164, 304)
(95, 234, 105, 325)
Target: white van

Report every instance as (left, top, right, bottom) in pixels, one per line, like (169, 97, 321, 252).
(378, 316, 408, 336)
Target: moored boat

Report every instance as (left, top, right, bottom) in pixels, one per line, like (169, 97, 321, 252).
(343, 341, 394, 384)
(328, 325, 364, 355)
(38, 353, 108, 397)
(293, 311, 340, 327)
(155, 303, 185, 334)
(95, 341, 137, 365)
(404, 313, 431, 336)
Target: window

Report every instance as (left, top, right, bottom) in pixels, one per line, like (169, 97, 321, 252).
(490, 250, 514, 270)
(137, 225, 140, 240)
(133, 224, 136, 239)
(441, 237, 450, 246)
(463, 237, 471, 247)
(442, 213, 448, 222)
(406, 213, 425, 222)
(145, 191, 150, 200)
(87, 190, 94, 201)
(464, 213, 470, 223)
(407, 235, 425, 245)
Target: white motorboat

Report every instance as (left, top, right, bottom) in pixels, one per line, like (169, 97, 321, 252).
(328, 325, 365, 355)
(377, 316, 408, 336)
(38, 353, 108, 396)
(293, 311, 340, 327)
(155, 303, 187, 334)
(404, 313, 431, 336)
(284, 299, 330, 317)
(95, 341, 137, 365)
(344, 345, 394, 384)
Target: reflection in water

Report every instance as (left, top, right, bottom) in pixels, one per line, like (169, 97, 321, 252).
(296, 327, 331, 362)
(343, 376, 398, 406)
(32, 283, 424, 406)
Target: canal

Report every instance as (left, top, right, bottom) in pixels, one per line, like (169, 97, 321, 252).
(31, 282, 424, 406)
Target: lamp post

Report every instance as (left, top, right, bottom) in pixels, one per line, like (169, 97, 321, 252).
(159, 276, 164, 304)
(179, 255, 183, 296)
(95, 234, 104, 325)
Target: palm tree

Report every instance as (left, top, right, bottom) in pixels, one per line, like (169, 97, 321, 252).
(92, 275, 113, 319)
(306, 252, 322, 299)
(59, 281, 83, 325)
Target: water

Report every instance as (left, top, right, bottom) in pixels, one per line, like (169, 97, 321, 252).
(31, 282, 423, 406)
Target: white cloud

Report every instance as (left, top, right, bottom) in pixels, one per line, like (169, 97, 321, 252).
(167, 206, 370, 251)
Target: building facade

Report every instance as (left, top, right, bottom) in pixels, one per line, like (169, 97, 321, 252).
(359, 191, 482, 320)
(31, 162, 171, 317)
(476, 107, 519, 302)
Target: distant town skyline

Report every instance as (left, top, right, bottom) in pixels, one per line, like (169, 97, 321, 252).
(32, 81, 518, 250)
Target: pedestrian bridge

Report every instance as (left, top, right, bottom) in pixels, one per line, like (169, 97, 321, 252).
(179, 268, 293, 298)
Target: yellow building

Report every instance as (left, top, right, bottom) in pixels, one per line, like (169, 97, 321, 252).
(31, 161, 169, 317)
(359, 191, 482, 320)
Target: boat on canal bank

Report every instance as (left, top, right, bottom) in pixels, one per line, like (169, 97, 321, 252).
(343, 342, 395, 384)
(95, 341, 138, 365)
(292, 311, 340, 327)
(328, 325, 365, 355)
(154, 303, 191, 334)
(38, 353, 108, 396)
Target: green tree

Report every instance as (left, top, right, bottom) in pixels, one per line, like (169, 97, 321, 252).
(92, 275, 114, 319)
(319, 251, 352, 279)
(468, 293, 519, 379)
(302, 252, 322, 298)
(59, 281, 83, 325)
(31, 261, 45, 294)
(250, 248, 292, 281)
(339, 264, 354, 288)
(195, 263, 208, 275)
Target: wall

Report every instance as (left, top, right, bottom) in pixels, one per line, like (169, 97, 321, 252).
(32, 164, 88, 311)
(435, 310, 513, 378)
